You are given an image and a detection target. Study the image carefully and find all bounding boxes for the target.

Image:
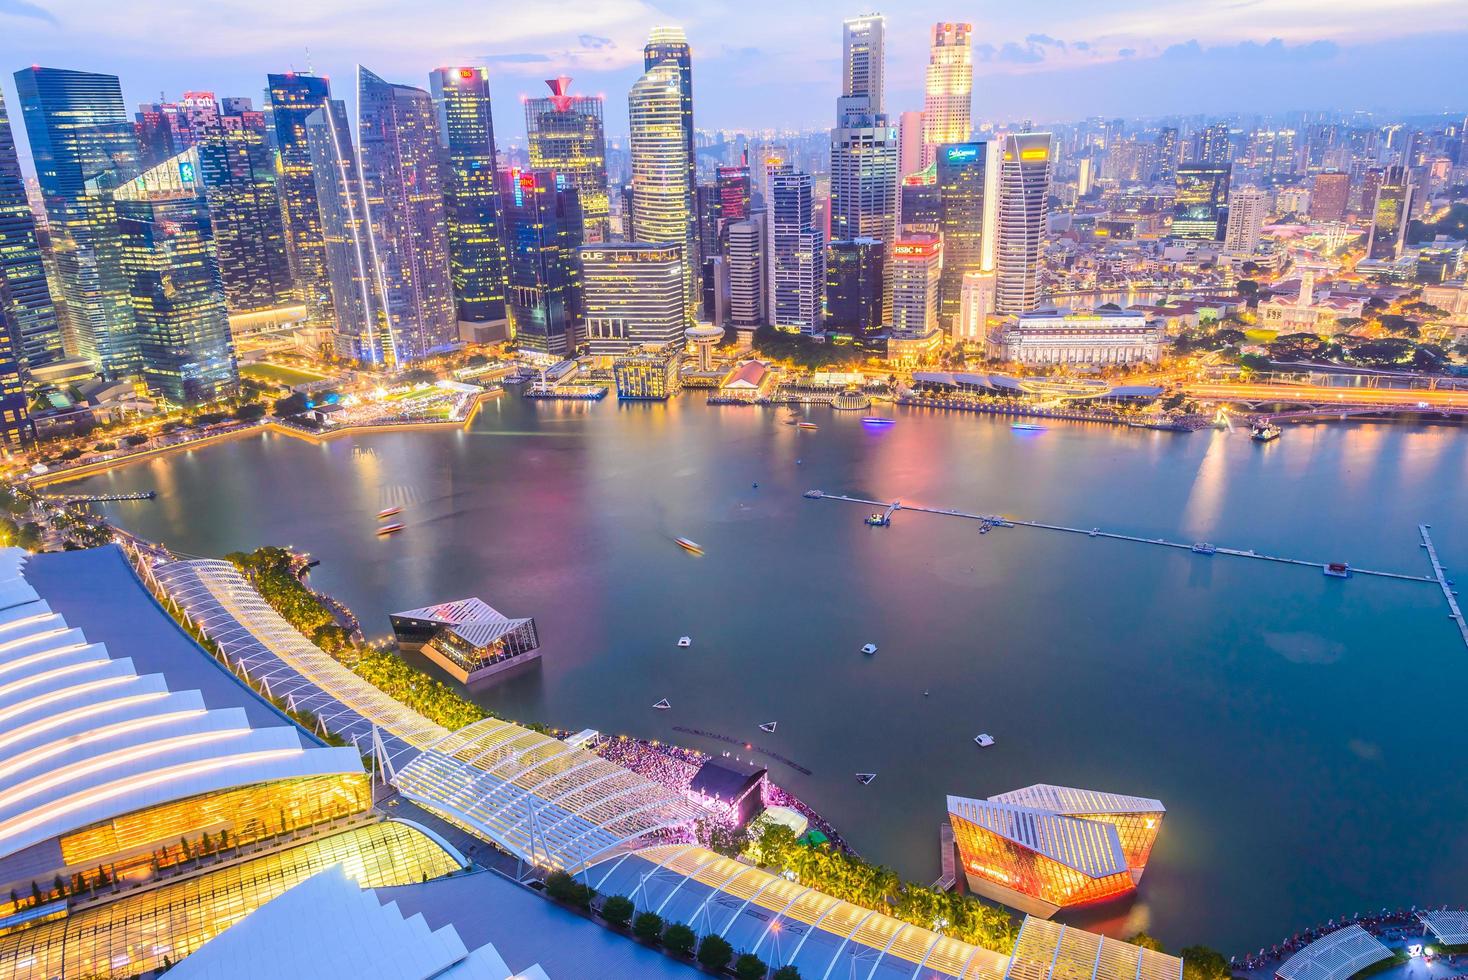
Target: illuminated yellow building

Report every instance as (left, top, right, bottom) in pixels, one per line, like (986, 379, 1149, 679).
(922, 22, 973, 167)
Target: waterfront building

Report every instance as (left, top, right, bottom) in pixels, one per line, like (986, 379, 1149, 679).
(1224, 186, 1270, 255)
(14, 67, 141, 378)
(899, 164, 941, 233)
(525, 76, 610, 243)
(937, 141, 999, 332)
(987, 308, 1163, 366)
(195, 96, 296, 315)
(358, 67, 458, 362)
(922, 22, 973, 166)
(948, 784, 1164, 917)
(115, 148, 239, 405)
(768, 164, 824, 334)
(685, 322, 723, 371)
(890, 231, 942, 336)
(500, 169, 583, 357)
(1172, 163, 1231, 241)
(266, 72, 335, 331)
(1366, 165, 1413, 261)
(612, 347, 683, 400)
(1258, 265, 1364, 333)
(432, 67, 509, 330)
(956, 270, 996, 343)
(579, 242, 686, 357)
(995, 133, 1052, 315)
(629, 57, 697, 321)
(718, 359, 774, 401)
(0, 88, 62, 372)
(390, 597, 540, 684)
(824, 237, 884, 338)
(726, 214, 768, 328)
(1309, 171, 1350, 223)
(1006, 918, 1183, 980)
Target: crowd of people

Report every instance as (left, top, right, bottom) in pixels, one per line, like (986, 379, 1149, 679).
(1233, 906, 1463, 972)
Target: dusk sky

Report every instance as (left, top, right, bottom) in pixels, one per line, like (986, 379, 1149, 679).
(3, 0, 1468, 164)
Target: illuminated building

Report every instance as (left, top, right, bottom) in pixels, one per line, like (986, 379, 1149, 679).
(899, 110, 924, 177)
(957, 270, 996, 343)
(726, 214, 768, 328)
(14, 67, 141, 378)
(899, 164, 940, 233)
(715, 158, 751, 242)
(1154, 126, 1179, 183)
(1366, 165, 1413, 261)
(0, 281, 34, 448)
(358, 67, 458, 362)
(0, 88, 62, 373)
(390, 597, 540, 685)
(922, 22, 973, 166)
(499, 169, 583, 357)
(768, 164, 824, 334)
(266, 72, 335, 331)
(1309, 171, 1350, 222)
(890, 232, 942, 336)
(643, 26, 696, 236)
(432, 67, 508, 330)
(841, 15, 885, 115)
(579, 242, 687, 357)
(824, 238, 884, 338)
(685, 323, 722, 371)
(114, 148, 239, 406)
(937, 141, 999, 332)
(1172, 163, 1231, 241)
(995, 132, 1052, 315)
(613, 347, 683, 400)
(948, 784, 1164, 916)
(1192, 122, 1231, 165)
(629, 58, 696, 322)
(1005, 917, 1183, 980)
(525, 76, 609, 243)
(1224, 186, 1270, 255)
(988, 308, 1163, 366)
(133, 92, 217, 169)
(195, 97, 296, 315)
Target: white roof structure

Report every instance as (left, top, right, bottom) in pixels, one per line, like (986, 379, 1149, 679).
(392, 597, 534, 650)
(1420, 910, 1468, 945)
(392, 718, 702, 872)
(988, 785, 1164, 817)
(1005, 917, 1182, 980)
(947, 795, 1129, 879)
(1275, 926, 1392, 980)
(170, 865, 549, 980)
(0, 548, 363, 862)
(149, 559, 449, 767)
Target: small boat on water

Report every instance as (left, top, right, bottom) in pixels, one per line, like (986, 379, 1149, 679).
(653, 698, 671, 710)
(675, 537, 704, 555)
(861, 417, 895, 425)
(797, 422, 819, 430)
(1192, 542, 1217, 555)
(376, 523, 406, 536)
(1011, 422, 1046, 431)
(865, 513, 889, 527)
(855, 773, 877, 785)
(1251, 420, 1281, 442)
(377, 506, 403, 520)
(759, 721, 777, 733)
(803, 490, 823, 499)
(974, 733, 996, 748)
(861, 642, 878, 655)
(677, 636, 692, 648)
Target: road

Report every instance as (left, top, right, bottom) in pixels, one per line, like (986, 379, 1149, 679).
(1184, 382, 1468, 409)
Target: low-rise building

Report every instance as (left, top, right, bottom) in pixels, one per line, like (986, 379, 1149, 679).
(717, 360, 774, 402)
(987, 308, 1164, 365)
(391, 597, 541, 684)
(613, 348, 683, 400)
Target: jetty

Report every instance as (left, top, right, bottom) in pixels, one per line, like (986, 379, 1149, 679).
(43, 490, 156, 504)
(1420, 524, 1468, 647)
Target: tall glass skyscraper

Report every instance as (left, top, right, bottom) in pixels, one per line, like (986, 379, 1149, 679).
(499, 169, 582, 357)
(358, 67, 457, 362)
(14, 66, 141, 378)
(768, 163, 824, 335)
(0, 88, 62, 372)
(432, 66, 508, 328)
(629, 59, 696, 323)
(0, 280, 34, 449)
(114, 148, 238, 406)
(1172, 163, 1231, 241)
(936, 141, 998, 332)
(524, 77, 609, 243)
(267, 73, 335, 330)
(921, 22, 973, 167)
(995, 132, 1053, 316)
(824, 238, 884, 337)
(643, 27, 696, 226)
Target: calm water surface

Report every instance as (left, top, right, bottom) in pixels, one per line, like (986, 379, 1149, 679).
(71, 394, 1468, 951)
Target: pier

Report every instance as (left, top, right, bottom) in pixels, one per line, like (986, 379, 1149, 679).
(1419, 524, 1468, 647)
(42, 490, 156, 504)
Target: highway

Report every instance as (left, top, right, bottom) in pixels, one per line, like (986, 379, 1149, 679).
(1183, 382, 1468, 409)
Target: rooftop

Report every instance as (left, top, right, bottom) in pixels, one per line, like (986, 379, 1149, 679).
(1275, 926, 1392, 980)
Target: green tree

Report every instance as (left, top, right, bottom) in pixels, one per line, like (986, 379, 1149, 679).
(771, 967, 802, 980)
(1180, 946, 1232, 980)
(235, 403, 267, 422)
(1127, 933, 1166, 952)
(273, 392, 309, 417)
(698, 934, 735, 972)
(663, 921, 697, 956)
(633, 911, 665, 945)
(600, 894, 634, 929)
(735, 951, 770, 979)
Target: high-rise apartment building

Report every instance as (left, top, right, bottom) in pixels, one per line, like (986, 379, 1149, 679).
(1193, 122, 1231, 165)
(500, 169, 583, 357)
(14, 66, 141, 378)
(1154, 127, 1179, 183)
(768, 164, 824, 334)
(936, 141, 998, 332)
(824, 238, 884, 338)
(114, 148, 238, 406)
(432, 67, 508, 329)
(1223, 186, 1270, 255)
(267, 72, 335, 330)
(1172, 164, 1231, 241)
(525, 76, 609, 243)
(0, 88, 62, 371)
(890, 232, 942, 335)
(1309, 171, 1350, 223)
(629, 59, 696, 322)
(580, 243, 687, 358)
(995, 132, 1052, 315)
(1366, 165, 1413, 261)
(921, 22, 973, 167)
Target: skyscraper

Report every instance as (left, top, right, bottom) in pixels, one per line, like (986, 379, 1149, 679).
(134, 92, 218, 170)
(1153, 127, 1179, 183)
(1366, 165, 1413, 261)
(114, 148, 238, 406)
(0, 279, 34, 449)
(643, 27, 696, 219)
(432, 67, 508, 330)
(768, 164, 823, 334)
(1309, 171, 1350, 223)
(714, 160, 751, 245)
(994, 132, 1052, 316)
(0, 88, 62, 371)
(1194, 122, 1231, 165)
(936, 141, 999, 332)
(841, 15, 885, 114)
(1224, 186, 1270, 255)
(195, 97, 295, 314)
(267, 72, 335, 330)
(890, 232, 943, 335)
(525, 77, 609, 243)
(357, 67, 457, 363)
(14, 66, 141, 378)
(629, 60, 696, 322)
(1172, 164, 1231, 241)
(500, 169, 582, 357)
(921, 22, 973, 166)
(824, 238, 884, 338)
(726, 214, 767, 329)
(898, 110, 925, 178)
(580, 243, 686, 358)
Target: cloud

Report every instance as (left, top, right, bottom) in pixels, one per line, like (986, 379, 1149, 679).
(481, 52, 551, 64)
(1072, 40, 1091, 51)
(0, 0, 57, 25)
(996, 40, 1047, 63)
(1025, 33, 1066, 50)
(578, 33, 613, 49)
(1160, 37, 1340, 63)
(1118, 47, 1136, 58)
(719, 44, 763, 59)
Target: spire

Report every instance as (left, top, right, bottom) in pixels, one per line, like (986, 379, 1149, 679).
(545, 76, 573, 113)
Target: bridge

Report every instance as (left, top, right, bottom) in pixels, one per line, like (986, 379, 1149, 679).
(1184, 382, 1468, 412)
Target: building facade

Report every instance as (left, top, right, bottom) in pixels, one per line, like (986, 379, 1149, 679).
(825, 238, 884, 338)
(525, 76, 609, 243)
(1223, 186, 1270, 255)
(1309, 171, 1349, 223)
(629, 60, 696, 323)
(890, 232, 942, 336)
(726, 214, 767, 329)
(500, 169, 583, 357)
(266, 72, 335, 331)
(937, 141, 999, 332)
(768, 165, 824, 334)
(988, 308, 1163, 366)
(0, 87, 62, 372)
(613, 348, 683, 400)
(921, 22, 973, 166)
(0, 279, 34, 448)
(1366, 165, 1413, 261)
(1172, 163, 1231, 241)
(580, 242, 687, 358)
(995, 132, 1052, 315)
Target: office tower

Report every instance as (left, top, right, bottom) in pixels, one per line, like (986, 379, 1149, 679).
(1194, 122, 1231, 165)
(357, 68, 457, 363)
(768, 165, 824, 334)
(195, 97, 295, 314)
(1224, 187, 1270, 254)
(696, 182, 721, 260)
(14, 66, 141, 378)
(629, 60, 696, 321)
(1153, 127, 1179, 183)
(306, 99, 390, 364)
(726, 215, 767, 328)
(1309, 171, 1350, 222)
(831, 118, 899, 244)
(1172, 164, 1231, 241)
(995, 133, 1052, 315)
(433, 67, 509, 329)
(0, 88, 62, 371)
(267, 72, 335, 330)
(643, 27, 696, 224)
(0, 279, 34, 448)
(1366, 165, 1413, 261)
(134, 92, 218, 170)
(921, 22, 973, 166)
(114, 149, 238, 406)
(841, 15, 885, 114)
(1356, 168, 1383, 217)
(956, 270, 996, 342)
(824, 238, 884, 337)
(936, 141, 999, 332)
(899, 167, 940, 233)
(500, 169, 583, 357)
(890, 232, 942, 334)
(715, 160, 751, 243)
(525, 76, 609, 242)
(898, 110, 924, 178)
(580, 242, 686, 358)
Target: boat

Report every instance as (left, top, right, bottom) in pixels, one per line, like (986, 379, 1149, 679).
(653, 698, 671, 710)
(674, 537, 704, 555)
(861, 417, 895, 425)
(855, 773, 877, 785)
(803, 490, 823, 499)
(1192, 543, 1217, 555)
(1011, 422, 1046, 431)
(865, 513, 888, 527)
(861, 642, 878, 655)
(677, 636, 692, 648)
(1324, 562, 1351, 579)
(376, 523, 405, 536)
(1251, 421, 1281, 442)
(797, 422, 819, 430)
(377, 506, 403, 520)
(974, 733, 996, 747)
(759, 721, 777, 733)
(978, 525, 989, 535)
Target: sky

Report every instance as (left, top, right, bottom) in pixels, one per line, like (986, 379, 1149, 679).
(2, 0, 1467, 165)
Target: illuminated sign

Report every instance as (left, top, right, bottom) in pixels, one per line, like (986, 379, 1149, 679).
(582, 247, 680, 264)
(892, 240, 940, 258)
(178, 160, 196, 184)
(1020, 148, 1049, 161)
(459, 68, 475, 79)
(945, 145, 979, 163)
